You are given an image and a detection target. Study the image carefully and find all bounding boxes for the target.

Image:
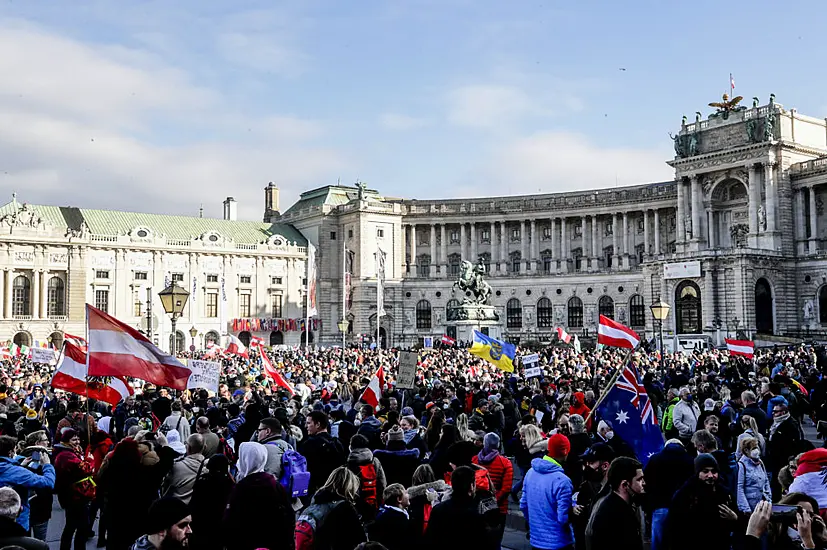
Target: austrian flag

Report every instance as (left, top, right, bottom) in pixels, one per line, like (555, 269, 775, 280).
(360, 366, 385, 408)
(725, 338, 755, 359)
(597, 315, 640, 349)
(441, 335, 455, 345)
(556, 327, 572, 344)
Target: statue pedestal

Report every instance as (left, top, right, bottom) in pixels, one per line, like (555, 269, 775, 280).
(447, 304, 502, 341)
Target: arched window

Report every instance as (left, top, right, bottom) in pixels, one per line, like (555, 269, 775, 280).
(416, 300, 432, 329)
(568, 297, 583, 328)
(537, 297, 553, 328)
(238, 331, 251, 347)
(448, 254, 462, 276)
(506, 299, 522, 329)
(47, 277, 65, 317)
(205, 331, 220, 345)
(12, 276, 30, 317)
(49, 331, 64, 350)
(629, 295, 646, 328)
(820, 286, 827, 324)
(598, 296, 615, 319)
(755, 278, 774, 334)
(169, 331, 185, 354)
(675, 281, 702, 334)
(270, 331, 284, 345)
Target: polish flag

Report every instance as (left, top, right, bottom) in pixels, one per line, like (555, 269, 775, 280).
(597, 315, 640, 349)
(441, 335, 455, 345)
(360, 366, 385, 408)
(86, 304, 192, 391)
(225, 334, 249, 359)
(725, 338, 754, 359)
(257, 344, 294, 395)
(52, 341, 133, 405)
(556, 327, 572, 344)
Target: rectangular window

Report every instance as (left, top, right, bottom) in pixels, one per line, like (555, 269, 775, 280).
(450, 230, 459, 244)
(543, 256, 553, 273)
(271, 294, 283, 318)
(481, 229, 490, 243)
(206, 274, 218, 283)
(95, 270, 110, 280)
(95, 289, 109, 313)
(330, 231, 337, 240)
(171, 273, 184, 283)
(240, 275, 252, 284)
(271, 276, 283, 285)
(348, 229, 354, 238)
(239, 294, 251, 317)
(542, 227, 551, 239)
(377, 228, 384, 238)
(206, 293, 218, 318)
(134, 271, 147, 281)
(511, 228, 520, 240)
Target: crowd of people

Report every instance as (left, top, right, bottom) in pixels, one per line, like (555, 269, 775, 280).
(0, 341, 824, 550)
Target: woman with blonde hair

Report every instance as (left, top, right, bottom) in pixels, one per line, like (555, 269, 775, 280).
(511, 424, 547, 500)
(295, 466, 366, 550)
(455, 413, 475, 441)
(735, 415, 766, 459)
(735, 436, 771, 514)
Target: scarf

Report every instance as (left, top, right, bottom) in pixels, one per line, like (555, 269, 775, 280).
(770, 412, 790, 436)
(477, 448, 499, 465)
(403, 429, 417, 444)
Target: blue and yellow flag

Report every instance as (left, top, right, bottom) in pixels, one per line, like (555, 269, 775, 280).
(469, 330, 516, 372)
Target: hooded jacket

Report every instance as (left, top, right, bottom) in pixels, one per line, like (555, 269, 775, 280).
(569, 392, 592, 430)
(642, 442, 694, 511)
(346, 447, 387, 518)
(162, 453, 205, 504)
(374, 446, 421, 487)
(0, 456, 55, 531)
(520, 457, 574, 550)
(472, 448, 513, 514)
(672, 398, 700, 438)
(259, 433, 292, 479)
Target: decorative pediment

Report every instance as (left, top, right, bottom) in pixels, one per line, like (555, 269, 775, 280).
(129, 226, 153, 242)
(0, 203, 51, 231)
(200, 231, 224, 246)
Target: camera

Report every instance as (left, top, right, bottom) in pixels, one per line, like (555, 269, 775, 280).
(771, 504, 801, 524)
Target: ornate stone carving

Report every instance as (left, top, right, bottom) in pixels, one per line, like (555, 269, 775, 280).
(1, 202, 50, 230)
(730, 224, 748, 247)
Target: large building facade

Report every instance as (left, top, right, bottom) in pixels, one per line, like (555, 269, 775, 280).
(283, 96, 827, 348)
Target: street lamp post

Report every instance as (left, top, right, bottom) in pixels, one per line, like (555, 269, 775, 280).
(189, 326, 198, 352)
(158, 282, 190, 356)
(337, 319, 349, 350)
(650, 301, 671, 355)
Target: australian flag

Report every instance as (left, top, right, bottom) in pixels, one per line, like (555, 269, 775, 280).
(596, 363, 664, 466)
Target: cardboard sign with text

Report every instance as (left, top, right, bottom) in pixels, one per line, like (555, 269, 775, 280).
(187, 360, 220, 393)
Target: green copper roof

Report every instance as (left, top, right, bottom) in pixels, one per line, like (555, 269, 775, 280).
(0, 201, 306, 245)
(283, 185, 359, 216)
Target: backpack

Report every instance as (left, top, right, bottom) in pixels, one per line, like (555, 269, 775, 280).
(160, 416, 183, 436)
(295, 500, 341, 550)
(280, 449, 311, 498)
(358, 463, 379, 509)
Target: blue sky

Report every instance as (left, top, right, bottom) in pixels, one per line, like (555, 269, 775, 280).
(1, 1, 825, 220)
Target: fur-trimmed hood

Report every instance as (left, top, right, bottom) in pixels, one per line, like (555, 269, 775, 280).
(408, 479, 451, 500)
(528, 439, 548, 455)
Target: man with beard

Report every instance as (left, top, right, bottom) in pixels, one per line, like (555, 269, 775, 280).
(585, 457, 645, 550)
(131, 497, 192, 550)
(572, 443, 614, 550)
(665, 453, 738, 550)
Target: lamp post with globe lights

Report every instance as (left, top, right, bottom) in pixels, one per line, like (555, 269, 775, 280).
(158, 283, 190, 356)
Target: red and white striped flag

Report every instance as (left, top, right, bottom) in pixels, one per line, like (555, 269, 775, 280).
(86, 304, 193, 391)
(360, 366, 385, 408)
(52, 341, 133, 405)
(441, 335, 455, 345)
(0, 347, 10, 361)
(597, 315, 640, 349)
(225, 334, 249, 359)
(250, 336, 265, 347)
(64, 333, 87, 352)
(204, 341, 223, 359)
(556, 327, 572, 344)
(256, 344, 294, 395)
(725, 338, 754, 359)
(730, 73, 735, 92)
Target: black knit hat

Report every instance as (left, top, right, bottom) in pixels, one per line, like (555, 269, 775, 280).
(146, 497, 190, 534)
(694, 453, 718, 475)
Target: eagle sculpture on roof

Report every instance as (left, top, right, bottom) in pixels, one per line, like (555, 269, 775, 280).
(709, 93, 744, 119)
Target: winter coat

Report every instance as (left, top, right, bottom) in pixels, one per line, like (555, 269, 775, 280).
(299, 431, 346, 494)
(642, 442, 694, 511)
(425, 495, 490, 550)
(735, 454, 771, 513)
(569, 392, 592, 430)
(162, 453, 205, 504)
(407, 480, 451, 541)
(739, 404, 769, 434)
(671, 399, 700, 438)
(666, 477, 736, 550)
(768, 417, 805, 473)
(368, 506, 416, 550)
(566, 432, 592, 488)
(347, 447, 387, 520)
(520, 456, 574, 550)
(735, 429, 766, 460)
(298, 488, 366, 550)
(357, 416, 384, 450)
(0, 456, 55, 531)
(259, 434, 292, 479)
(222, 471, 294, 550)
(468, 410, 486, 433)
(662, 396, 679, 435)
(374, 446, 421, 487)
(53, 446, 93, 507)
(190, 471, 234, 550)
(0, 515, 48, 550)
(161, 412, 191, 441)
(472, 449, 513, 514)
(585, 491, 643, 550)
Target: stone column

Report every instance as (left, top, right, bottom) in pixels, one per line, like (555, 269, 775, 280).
(529, 219, 536, 271)
(691, 175, 702, 241)
(32, 269, 40, 319)
(429, 224, 436, 277)
(622, 212, 630, 269)
(39, 270, 47, 319)
(676, 178, 685, 245)
(795, 188, 807, 255)
(470, 223, 477, 261)
(591, 215, 599, 270)
(440, 224, 447, 274)
(459, 223, 467, 262)
(409, 224, 417, 277)
(500, 221, 507, 272)
(810, 185, 819, 254)
(550, 218, 557, 262)
(612, 213, 619, 268)
(580, 215, 588, 265)
(3, 269, 11, 318)
(643, 210, 650, 256)
(765, 161, 778, 233)
(490, 221, 497, 267)
(748, 164, 760, 246)
(654, 209, 661, 254)
(561, 217, 568, 272)
(707, 209, 716, 248)
(520, 220, 526, 272)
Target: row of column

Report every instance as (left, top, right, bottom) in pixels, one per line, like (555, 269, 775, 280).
(794, 183, 821, 254)
(406, 209, 669, 276)
(0, 269, 55, 319)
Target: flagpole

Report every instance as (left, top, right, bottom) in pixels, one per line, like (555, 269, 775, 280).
(376, 249, 381, 350)
(585, 346, 636, 424)
(342, 231, 347, 352)
(305, 246, 311, 349)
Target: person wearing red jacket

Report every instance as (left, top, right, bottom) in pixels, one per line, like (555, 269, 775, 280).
(472, 432, 514, 548)
(570, 391, 593, 432)
(54, 429, 95, 550)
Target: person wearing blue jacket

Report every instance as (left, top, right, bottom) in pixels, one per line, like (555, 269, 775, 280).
(520, 433, 574, 550)
(0, 435, 55, 532)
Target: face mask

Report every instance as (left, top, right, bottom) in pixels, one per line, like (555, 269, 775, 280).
(584, 466, 602, 482)
(606, 431, 614, 440)
(684, 394, 693, 401)
(750, 448, 761, 460)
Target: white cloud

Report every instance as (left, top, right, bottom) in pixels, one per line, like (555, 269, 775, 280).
(216, 32, 307, 77)
(457, 131, 673, 196)
(0, 20, 346, 221)
(446, 84, 544, 128)
(379, 113, 431, 130)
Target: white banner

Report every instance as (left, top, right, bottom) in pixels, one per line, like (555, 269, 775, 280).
(524, 366, 543, 378)
(186, 359, 220, 393)
(307, 243, 318, 317)
(397, 351, 418, 389)
(31, 347, 56, 365)
(663, 260, 701, 279)
(522, 353, 540, 365)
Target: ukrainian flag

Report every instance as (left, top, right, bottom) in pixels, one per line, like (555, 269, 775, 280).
(469, 330, 516, 373)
